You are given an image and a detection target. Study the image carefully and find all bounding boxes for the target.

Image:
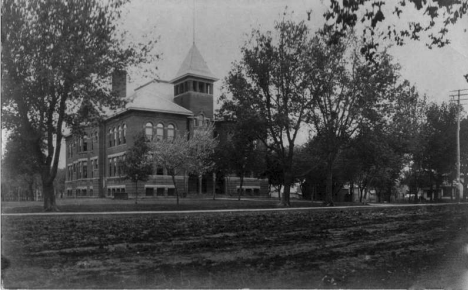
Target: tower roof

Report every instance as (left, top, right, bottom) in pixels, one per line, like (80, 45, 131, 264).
(170, 43, 218, 83)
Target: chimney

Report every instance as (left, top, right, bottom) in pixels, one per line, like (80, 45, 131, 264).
(112, 70, 127, 99)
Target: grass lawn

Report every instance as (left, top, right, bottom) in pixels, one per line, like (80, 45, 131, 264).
(2, 203, 468, 289)
(1, 196, 357, 214)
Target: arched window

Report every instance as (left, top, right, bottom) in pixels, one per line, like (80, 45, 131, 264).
(145, 122, 153, 140)
(156, 123, 164, 140)
(113, 128, 117, 146)
(167, 124, 175, 141)
(108, 129, 112, 147)
(83, 136, 88, 151)
(123, 124, 127, 144)
(118, 125, 122, 145)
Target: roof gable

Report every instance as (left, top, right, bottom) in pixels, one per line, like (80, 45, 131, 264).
(171, 43, 218, 83)
(107, 80, 193, 119)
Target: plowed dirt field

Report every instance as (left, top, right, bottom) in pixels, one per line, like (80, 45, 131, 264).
(2, 204, 468, 289)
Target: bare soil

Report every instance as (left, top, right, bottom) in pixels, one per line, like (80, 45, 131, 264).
(2, 203, 468, 289)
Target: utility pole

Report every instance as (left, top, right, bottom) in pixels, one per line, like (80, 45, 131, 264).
(449, 89, 468, 200)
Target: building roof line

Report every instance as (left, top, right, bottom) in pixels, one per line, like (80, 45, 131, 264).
(134, 79, 171, 91)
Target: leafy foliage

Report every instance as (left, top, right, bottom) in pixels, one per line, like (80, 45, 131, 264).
(219, 17, 317, 206)
(1, 0, 158, 210)
(212, 120, 266, 199)
(151, 125, 218, 204)
(322, 0, 468, 63)
(120, 133, 153, 202)
(307, 31, 400, 204)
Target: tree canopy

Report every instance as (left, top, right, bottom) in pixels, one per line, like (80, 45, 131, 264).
(151, 124, 218, 205)
(1, 0, 157, 210)
(219, 18, 317, 206)
(120, 133, 153, 203)
(322, 0, 468, 64)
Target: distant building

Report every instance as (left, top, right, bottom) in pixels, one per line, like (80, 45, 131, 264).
(64, 43, 268, 199)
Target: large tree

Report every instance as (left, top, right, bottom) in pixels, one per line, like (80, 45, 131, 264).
(213, 118, 266, 200)
(219, 18, 316, 206)
(308, 32, 400, 205)
(1, 0, 157, 210)
(420, 102, 458, 200)
(460, 117, 468, 200)
(2, 134, 41, 201)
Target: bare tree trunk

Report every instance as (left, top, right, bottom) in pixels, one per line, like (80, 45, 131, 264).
(281, 172, 292, 207)
(171, 174, 179, 206)
(28, 179, 35, 201)
(238, 174, 244, 201)
(198, 175, 202, 195)
(135, 180, 138, 204)
(43, 181, 58, 211)
(325, 163, 334, 206)
(212, 172, 216, 200)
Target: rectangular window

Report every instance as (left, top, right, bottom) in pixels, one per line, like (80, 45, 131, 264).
(109, 158, 112, 177)
(145, 187, 154, 196)
(193, 81, 198, 92)
(83, 138, 88, 152)
(83, 162, 87, 179)
(77, 162, 81, 179)
(167, 188, 175, 196)
(199, 82, 204, 93)
(156, 188, 165, 196)
(156, 165, 164, 175)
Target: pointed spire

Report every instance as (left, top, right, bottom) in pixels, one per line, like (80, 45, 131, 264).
(170, 43, 218, 83)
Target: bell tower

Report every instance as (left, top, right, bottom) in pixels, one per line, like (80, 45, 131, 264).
(170, 43, 218, 119)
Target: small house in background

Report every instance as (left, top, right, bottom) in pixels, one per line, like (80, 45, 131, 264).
(269, 184, 302, 199)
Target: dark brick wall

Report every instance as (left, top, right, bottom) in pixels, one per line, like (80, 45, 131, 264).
(174, 92, 213, 119)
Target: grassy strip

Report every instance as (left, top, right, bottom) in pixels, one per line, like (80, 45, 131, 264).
(1, 198, 364, 213)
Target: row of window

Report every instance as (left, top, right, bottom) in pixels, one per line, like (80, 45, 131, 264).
(67, 160, 98, 181)
(108, 124, 127, 147)
(174, 80, 213, 96)
(108, 187, 125, 197)
(66, 188, 94, 197)
(108, 155, 126, 177)
(68, 132, 98, 158)
(145, 122, 175, 141)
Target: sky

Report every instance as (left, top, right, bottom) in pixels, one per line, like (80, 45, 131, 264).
(118, 0, 468, 108)
(14, 0, 468, 168)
